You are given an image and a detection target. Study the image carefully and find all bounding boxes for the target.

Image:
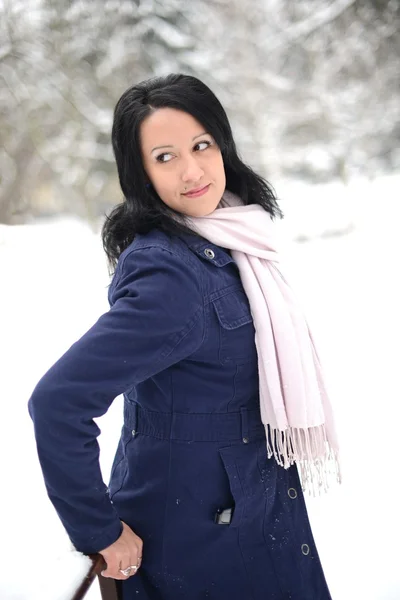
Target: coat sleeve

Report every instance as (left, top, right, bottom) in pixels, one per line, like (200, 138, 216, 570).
(28, 245, 204, 554)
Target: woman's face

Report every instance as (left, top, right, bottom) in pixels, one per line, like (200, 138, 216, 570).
(140, 108, 226, 217)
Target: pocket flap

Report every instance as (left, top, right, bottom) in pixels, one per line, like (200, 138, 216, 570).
(213, 290, 253, 330)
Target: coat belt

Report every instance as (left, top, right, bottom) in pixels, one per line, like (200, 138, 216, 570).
(123, 400, 266, 443)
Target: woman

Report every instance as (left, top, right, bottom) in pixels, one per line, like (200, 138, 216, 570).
(28, 74, 340, 599)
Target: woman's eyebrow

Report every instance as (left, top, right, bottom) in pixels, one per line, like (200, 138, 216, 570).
(151, 132, 208, 153)
(192, 132, 208, 140)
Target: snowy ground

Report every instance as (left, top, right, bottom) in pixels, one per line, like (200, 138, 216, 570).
(0, 175, 399, 600)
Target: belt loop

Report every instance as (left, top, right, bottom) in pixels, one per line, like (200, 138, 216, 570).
(240, 408, 249, 444)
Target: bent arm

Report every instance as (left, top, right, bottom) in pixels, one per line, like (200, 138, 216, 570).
(28, 246, 203, 553)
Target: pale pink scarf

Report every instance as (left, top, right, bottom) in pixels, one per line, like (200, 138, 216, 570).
(189, 190, 341, 494)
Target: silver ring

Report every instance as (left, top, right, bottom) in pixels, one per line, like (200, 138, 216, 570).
(119, 564, 138, 576)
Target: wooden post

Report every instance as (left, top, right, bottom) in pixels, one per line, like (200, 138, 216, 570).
(71, 554, 120, 600)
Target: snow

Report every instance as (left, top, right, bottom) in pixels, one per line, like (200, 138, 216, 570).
(0, 175, 399, 600)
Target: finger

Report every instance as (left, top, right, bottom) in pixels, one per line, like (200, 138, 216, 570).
(101, 558, 130, 580)
(102, 567, 130, 580)
(119, 563, 139, 579)
(135, 543, 143, 566)
(132, 549, 143, 573)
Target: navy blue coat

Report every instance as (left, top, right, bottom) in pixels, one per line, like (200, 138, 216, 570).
(28, 229, 332, 599)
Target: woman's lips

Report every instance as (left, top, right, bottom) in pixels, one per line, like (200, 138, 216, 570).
(183, 184, 210, 198)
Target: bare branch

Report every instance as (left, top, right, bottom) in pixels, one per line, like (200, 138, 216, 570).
(0, 44, 12, 62)
(266, 0, 357, 50)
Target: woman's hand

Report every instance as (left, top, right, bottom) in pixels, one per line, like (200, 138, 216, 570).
(99, 521, 143, 579)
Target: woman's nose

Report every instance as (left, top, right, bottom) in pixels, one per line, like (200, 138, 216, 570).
(181, 155, 204, 182)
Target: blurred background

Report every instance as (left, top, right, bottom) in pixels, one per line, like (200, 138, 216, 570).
(1, 0, 399, 226)
(1, 1, 399, 599)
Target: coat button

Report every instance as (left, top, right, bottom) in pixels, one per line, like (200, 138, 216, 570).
(288, 487, 297, 499)
(301, 544, 310, 556)
(242, 437, 249, 444)
(204, 248, 215, 259)
(132, 429, 136, 437)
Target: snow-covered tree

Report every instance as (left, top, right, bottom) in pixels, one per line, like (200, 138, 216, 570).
(1, 0, 398, 223)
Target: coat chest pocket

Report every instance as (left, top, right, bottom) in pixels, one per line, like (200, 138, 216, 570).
(212, 289, 256, 364)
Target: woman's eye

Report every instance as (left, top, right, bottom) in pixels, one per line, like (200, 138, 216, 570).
(156, 141, 211, 162)
(194, 141, 211, 151)
(156, 152, 173, 163)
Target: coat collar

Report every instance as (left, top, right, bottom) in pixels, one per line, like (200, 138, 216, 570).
(177, 231, 234, 268)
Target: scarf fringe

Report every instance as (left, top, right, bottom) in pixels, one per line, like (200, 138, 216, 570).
(265, 423, 342, 496)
